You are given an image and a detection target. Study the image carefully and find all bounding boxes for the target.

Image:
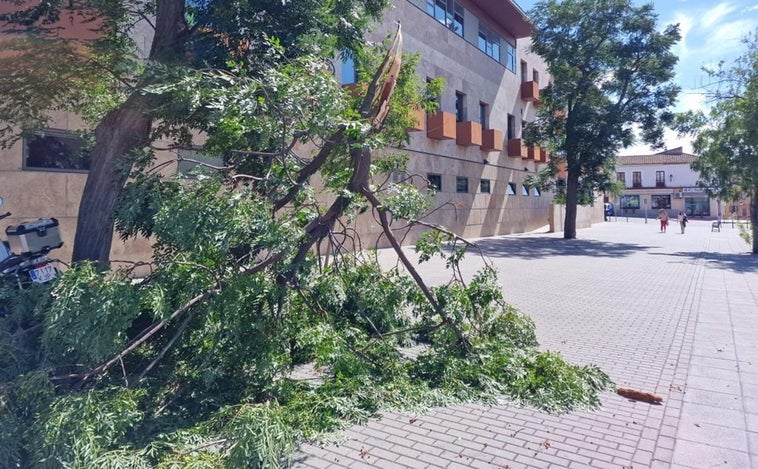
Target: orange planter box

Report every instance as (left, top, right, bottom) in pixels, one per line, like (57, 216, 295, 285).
(521, 81, 540, 101)
(480, 129, 503, 151)
(427, 111, 456, 140)
(527, 145, 541, 160)
(456, 121, 482, 146)
(507, 138, 527, 158)
(407, 107, 425, 132)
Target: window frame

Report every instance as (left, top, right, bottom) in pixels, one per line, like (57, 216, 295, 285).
(506, 182, 516, 195)
(428, 173, 442, 191)
(426, 0, 464, 36)
(651, 194, 671, 209)
(617, 172, 626, 185)
(504, 41, 516, 73)
(620, 195, 640, 209)
(456, 176, 469, 193)
(455, 91, 466, 122)
(477, 23, 501, 61)
(22, 128, 91, 173)
(632, 171, 642, 188)
(480, 179, 491, 193)
(521, 184, 530, 196)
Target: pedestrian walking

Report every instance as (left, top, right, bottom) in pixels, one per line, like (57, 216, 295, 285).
(658, 209, 669, 233)
(677, 210, 688, 234)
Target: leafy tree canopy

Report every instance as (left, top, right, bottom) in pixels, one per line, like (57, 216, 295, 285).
(685, 29, 758, 253)
(524, 0, 680, 238)
(0, 4, 615, 467)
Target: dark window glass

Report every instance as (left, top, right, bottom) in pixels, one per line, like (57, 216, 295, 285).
(479, 102, 488, 129)
(620, 195, 640, 209)
(506, 182, 516, 195)
(455, 92, 465, 122)
(505, 42, 516, 72)
(521, 184, 529, 196)
(456, 176, 469, 193)
(428, 173, 442, 191)
(617, 172, 625, 184)
(24, 130, 91, 171)
(480, 179, 491, 193)
(651, 195, 671, 209)
(633, 171, 642, 187)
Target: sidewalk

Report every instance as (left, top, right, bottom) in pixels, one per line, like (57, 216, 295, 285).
(294, 219, 758, 468)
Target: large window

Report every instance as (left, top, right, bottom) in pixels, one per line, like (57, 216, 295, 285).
(455, 91, 466, 122)
(177, 148, 224, 175)
(426, 0, 463, 36)
(620, 195, 640, 209)
(504, 41, 516, 73)
(651, 195, 671, 209)
(478, 23, 500, 61)
(479, 102, 488, 129)
(632, 171, 642, 188)
(656, 171, 666, 187)
(24, 129, 91, 171)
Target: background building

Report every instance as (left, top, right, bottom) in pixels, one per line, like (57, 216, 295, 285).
(614, 147, 735, 220)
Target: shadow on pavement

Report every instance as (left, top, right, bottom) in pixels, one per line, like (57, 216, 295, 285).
(467, 236, 643, 260)
(651, 251, 758, 273)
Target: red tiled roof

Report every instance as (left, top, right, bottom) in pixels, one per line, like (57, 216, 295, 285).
(617, 147, 698, 165)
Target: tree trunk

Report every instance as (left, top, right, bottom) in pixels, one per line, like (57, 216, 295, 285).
(72, 100, 151, 263)
(71, 0, 186, 263)
(563, 170, 579, 239)
(751, 189, 758, 255)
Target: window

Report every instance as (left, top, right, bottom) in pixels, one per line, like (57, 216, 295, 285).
(455, 91, 466, 122)
(651, 195, 671, 209)
(617, 172, 626, 185)
(507, 114, 516, 139)
(24, 129, 91, 171)
(340, 54, 356, 85)
(478, 23, 500, 61)
(504, 41, 516, 73)
(177, 148, 224, 175)
(521, 184, 530, 196)
(479, 102, 488, 129)
(620, 195, 640, 209)
(532, 69, 539, 83)
(426, 0, 463, 36)
(532, 187, 541, 197)
(456, 176, 469, 193)
(480, 179, 491, 193)
(632, 171, 642, 188)
(506, 182, 516, 195)
(520, 60, 528, 82)
(428, 173, 442, 191)
(656, 171, 666, 187)
(391, 170, 409, 184)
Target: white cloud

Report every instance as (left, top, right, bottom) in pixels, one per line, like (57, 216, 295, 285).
(676, 89, 707, 113)
(701, 2, 737, 29)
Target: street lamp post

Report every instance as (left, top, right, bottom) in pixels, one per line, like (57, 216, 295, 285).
(643, 197, 648, 224)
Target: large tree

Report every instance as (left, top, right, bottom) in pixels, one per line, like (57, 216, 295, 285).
(0, 4, 616, 467)
(0, 0, 386, 263)
(688, 30, 758, 253)
(525, 0, 680, 238)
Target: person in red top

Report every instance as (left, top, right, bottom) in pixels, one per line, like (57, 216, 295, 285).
(658, 208, 669, 233)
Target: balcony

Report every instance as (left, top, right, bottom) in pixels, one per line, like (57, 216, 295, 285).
(527, 145, 541, 161)
(480, 128, 503, 152)
(520, 81, 540, 102)
(407, 107, 425, 132)
(507, 138, 527, 158)
(427, 111, 456, 140)
(456, 121, 482, 146)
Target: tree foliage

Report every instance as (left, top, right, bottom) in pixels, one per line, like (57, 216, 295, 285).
(685, 30, 758, 253)
(524, 0, 680, 238)
(1, 3, 614, 467)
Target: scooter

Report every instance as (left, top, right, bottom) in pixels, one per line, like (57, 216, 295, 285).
(0, 198, 63, 290)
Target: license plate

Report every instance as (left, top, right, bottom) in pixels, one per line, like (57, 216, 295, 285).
(29, 264, 56, 283)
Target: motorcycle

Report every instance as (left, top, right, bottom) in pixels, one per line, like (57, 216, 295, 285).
(0, 198, 63, 291)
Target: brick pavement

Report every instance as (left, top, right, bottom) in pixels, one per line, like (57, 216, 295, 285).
(294, 218, 758, 468)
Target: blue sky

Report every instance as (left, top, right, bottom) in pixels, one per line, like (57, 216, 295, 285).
(516, 0, 758, 155)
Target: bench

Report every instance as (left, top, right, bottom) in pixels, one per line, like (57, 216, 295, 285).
(711, 221, 721, 232)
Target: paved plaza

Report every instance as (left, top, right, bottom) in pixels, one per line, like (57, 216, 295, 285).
(294, 217, 758, 468)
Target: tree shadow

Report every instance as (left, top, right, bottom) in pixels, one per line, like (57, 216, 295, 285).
(463, 236, 643, 260)
(649, 251, 758, 273)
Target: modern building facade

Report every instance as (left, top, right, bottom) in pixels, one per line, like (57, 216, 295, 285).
(339, 0, 565, 244)
(1, 0, 602, 262)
